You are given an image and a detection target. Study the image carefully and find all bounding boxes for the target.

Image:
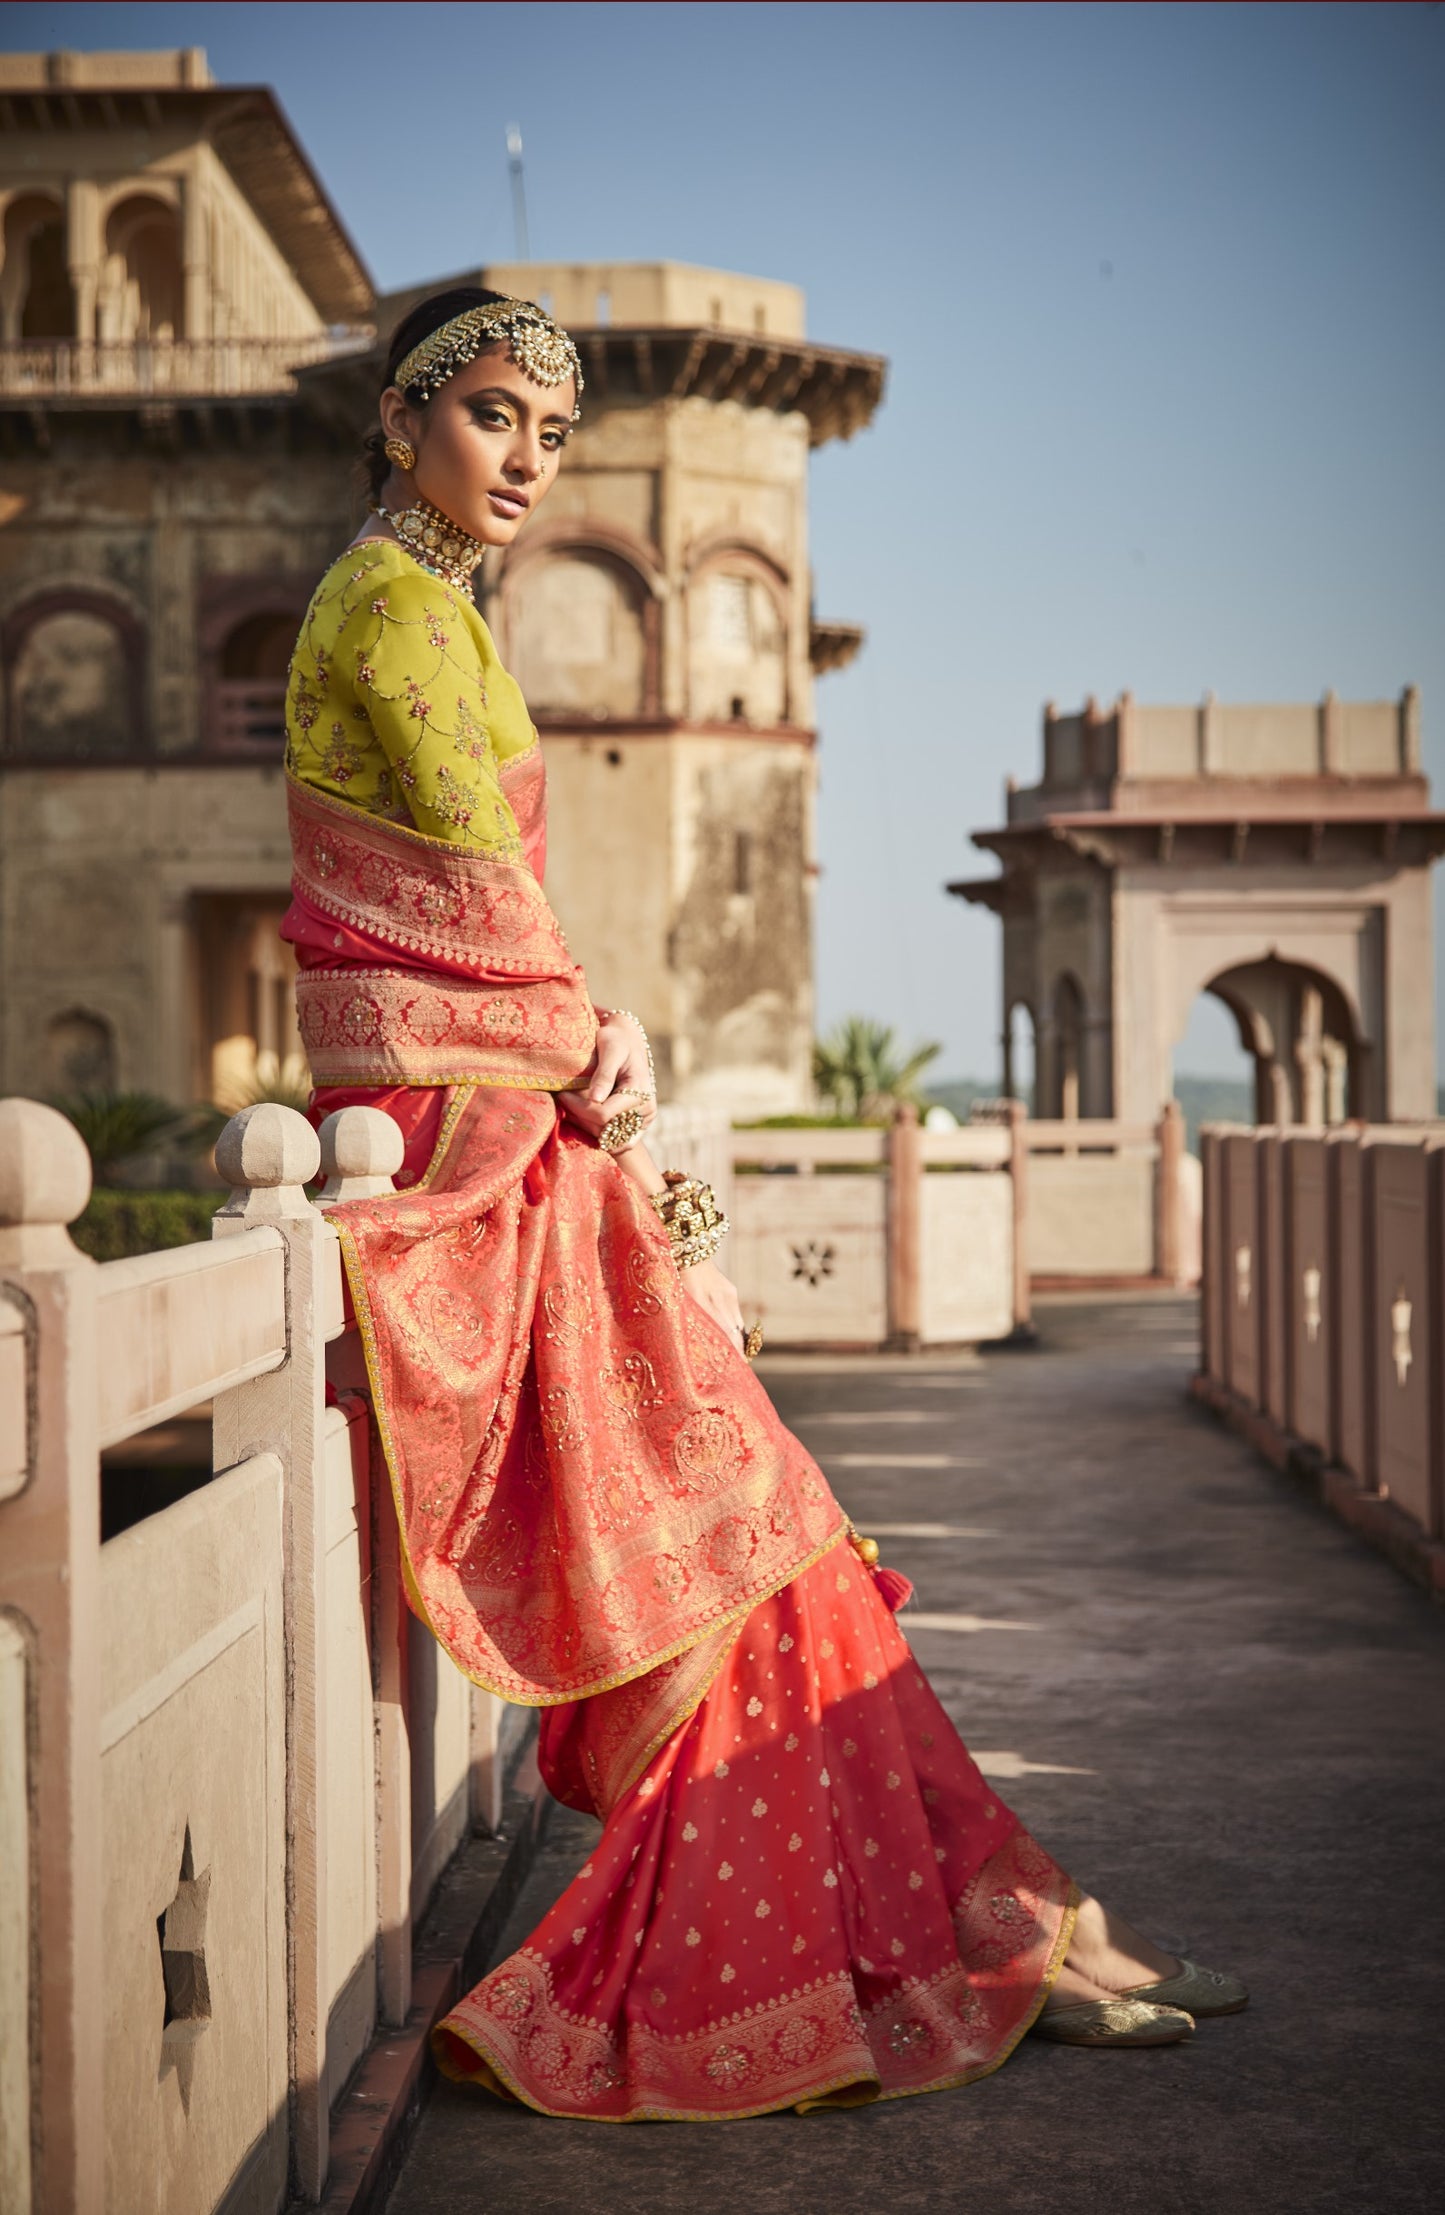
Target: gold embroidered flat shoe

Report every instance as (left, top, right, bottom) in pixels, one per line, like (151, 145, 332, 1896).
(1122, 1957, 1248, 2016)
(1030, 1999, 1194, 2047)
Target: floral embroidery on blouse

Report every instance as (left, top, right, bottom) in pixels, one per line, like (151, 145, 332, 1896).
(285, 542, 534, 852)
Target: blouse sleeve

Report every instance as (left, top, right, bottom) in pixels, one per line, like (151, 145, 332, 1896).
(351, 565, 524, 854)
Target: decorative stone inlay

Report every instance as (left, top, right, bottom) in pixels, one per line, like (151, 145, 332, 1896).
(1302, 1264, 1322, 1344)
(791, 1240, 836, 1288)
(157, 1825, 211, 2111)
(1391, 1284, 1413, 1387)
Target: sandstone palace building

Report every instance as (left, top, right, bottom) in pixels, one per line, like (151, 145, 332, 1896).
(0, 48, 883, 1121)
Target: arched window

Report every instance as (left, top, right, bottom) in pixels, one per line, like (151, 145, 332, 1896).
(101, 195, 183, 343)
(43, 1008, 117, 1094)
(505, 551, 651, 718)
(3, 594, 143, 758)
(688, 559, 788, 725)
(200, 583, 307, 752)
(0, 194, 72, 342)
(1195, 957, 1360, 1128)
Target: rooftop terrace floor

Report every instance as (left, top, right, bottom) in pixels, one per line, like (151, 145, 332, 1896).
(383, 1295, 1445, 2215)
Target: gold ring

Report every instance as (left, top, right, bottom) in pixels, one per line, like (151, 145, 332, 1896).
(598, 1105, 645, 1154)
(742, 1321, 765, 1360)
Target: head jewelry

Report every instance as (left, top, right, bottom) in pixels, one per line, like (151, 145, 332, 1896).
(393, 297, 583, 417)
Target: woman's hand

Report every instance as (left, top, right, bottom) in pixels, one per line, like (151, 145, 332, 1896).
(681, 1255, 747, 1353)
(557, 1011, 656, 1140)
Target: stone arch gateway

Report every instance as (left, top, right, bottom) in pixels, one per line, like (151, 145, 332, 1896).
(952, 690, 1444, 1126)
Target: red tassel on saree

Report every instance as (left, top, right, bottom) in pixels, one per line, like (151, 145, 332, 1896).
(286, 757, 1076, 2120)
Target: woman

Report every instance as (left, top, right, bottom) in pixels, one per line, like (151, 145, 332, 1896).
(282, 287, 1245, 2121)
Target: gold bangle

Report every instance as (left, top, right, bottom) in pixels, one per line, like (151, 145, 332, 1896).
(598, 1105, 645, 1154)
(648, 1170, 729, 1268)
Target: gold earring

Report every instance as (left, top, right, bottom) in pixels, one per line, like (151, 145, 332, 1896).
(384, 436, 417, 472)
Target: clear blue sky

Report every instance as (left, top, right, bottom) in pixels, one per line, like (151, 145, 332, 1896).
(10, 2, 1444, 1082)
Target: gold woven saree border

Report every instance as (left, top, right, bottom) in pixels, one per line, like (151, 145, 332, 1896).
(330, 1091, 850, 1708)
(296, 965, 595, 1089)
(286, 772, 575, 976)
(433, 1843, 1079, 2121)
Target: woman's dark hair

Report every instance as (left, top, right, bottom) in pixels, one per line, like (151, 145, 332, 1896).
(361, 286, 515, 500)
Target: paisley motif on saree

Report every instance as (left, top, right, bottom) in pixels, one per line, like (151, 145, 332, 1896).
(288, 567, 1079, 2126)
(435, 1550, 1078, 2118)
(329, 1085, 848, 1705)
(287, 774, 597, 1088)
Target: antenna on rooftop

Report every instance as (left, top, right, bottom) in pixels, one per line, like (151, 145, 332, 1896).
(505, 125, 531, 261)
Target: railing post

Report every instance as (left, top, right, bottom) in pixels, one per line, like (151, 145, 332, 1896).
(1200, 1128, 1219, 1379)
(314, 1106, 414, 2026)
(212, 1104, 338, 2203)
(887, 1103, 922, 1352)
(315, 1105, 406, 1205)
(0, 1100, 105, 2215)
(469, 1690, 505, 1837)
(1006, 1098, 1032, 1336)
(1156, 1097, 1184, 1286)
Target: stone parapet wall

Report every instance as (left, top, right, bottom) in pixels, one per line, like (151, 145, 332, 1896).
(0, 1098, 509, 2210)
(1199, 1120, 1445, 1549)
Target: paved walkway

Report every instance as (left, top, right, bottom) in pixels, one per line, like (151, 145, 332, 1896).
(383, 1296, 1445, 2215)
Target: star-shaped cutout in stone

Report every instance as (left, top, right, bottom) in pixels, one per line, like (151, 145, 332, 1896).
(791, 1240, 836, 1288)
(157, 1824, 211, 2112)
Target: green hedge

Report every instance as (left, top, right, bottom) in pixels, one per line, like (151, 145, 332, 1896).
(732, 1114, 888, 1130)
(72, 1188, 223, 1263)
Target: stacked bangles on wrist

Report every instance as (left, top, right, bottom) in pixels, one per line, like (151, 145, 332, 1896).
(648, 1169, 728, 1269)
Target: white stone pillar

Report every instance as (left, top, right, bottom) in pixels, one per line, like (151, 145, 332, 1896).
(312, 1108, 414, 2029)
(180, 163, 210, 342)
(212, 1104, 339, 2201)
(0, 1101, 105, 2215)
(64, 177, 100, 347)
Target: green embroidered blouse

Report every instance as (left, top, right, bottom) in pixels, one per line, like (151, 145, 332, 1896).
(284, 540, 536, 857)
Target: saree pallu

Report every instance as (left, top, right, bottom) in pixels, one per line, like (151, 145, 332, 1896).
(287, 766, 1076, 2117)
(287, 767, 847, 1717)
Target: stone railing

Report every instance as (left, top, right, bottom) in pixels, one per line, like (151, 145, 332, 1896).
(1020, 1101, 1199, 1285)
(0, 332, 373, 401)
(723, 1104, 1029, 1349)
(1194, 1122, 1445, 1587)
(0, 1097, 519, 2213)
(710, 1099, 1198, 1349)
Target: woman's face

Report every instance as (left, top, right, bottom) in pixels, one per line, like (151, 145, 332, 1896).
(378, 343, 576, 546)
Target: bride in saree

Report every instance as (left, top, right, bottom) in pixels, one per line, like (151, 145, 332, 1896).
(281, 287, 1246, 2121)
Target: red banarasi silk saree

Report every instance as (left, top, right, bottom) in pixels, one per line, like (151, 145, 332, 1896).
(283, 545, 1076, 2119)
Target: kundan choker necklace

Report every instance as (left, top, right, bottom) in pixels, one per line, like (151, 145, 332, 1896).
(370, 497, 485, 590)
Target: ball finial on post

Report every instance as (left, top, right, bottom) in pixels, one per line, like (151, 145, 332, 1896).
(315, 1107, 406, 1205)
(214, 1102, 322, 1223)
(0, 1098, 94, 1268)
